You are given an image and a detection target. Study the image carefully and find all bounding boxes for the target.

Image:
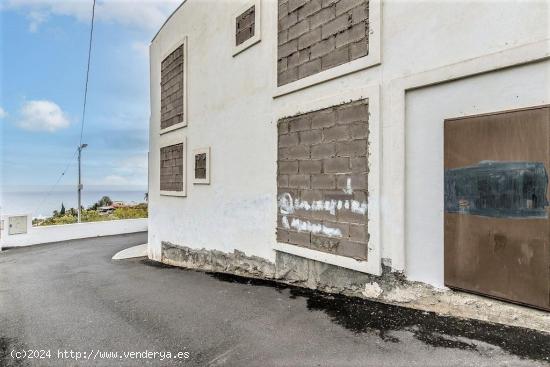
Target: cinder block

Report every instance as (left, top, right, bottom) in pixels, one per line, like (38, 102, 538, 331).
(289, 19, 310, 40)
(287, 145, 310, 160)
(278, 30, 289, 45)
(298, 0, 322, 20)
(278, 58, 288, 73)
(298, 28, 322, 50)
(321, 45, 350, 70)
(288, 230, 311, 247)
(311, 109, 336, 129)
(299, 129, 322, 145)
(323, 220, 350, 237)
(289, 115, 311, 132)
(334, 239, 367, 259)
(335, 22, 366, 48)
(336, 139, 367, 157)
(311, 142, 336, 158)
(351, 2, 368, 24)
(278, 66, 299, 86)
(311, 174, 336, 189)
(310, 5, 336, 30)
(323, 125, 349, 142)
(321, 13, 350, 39)
(337, 101, 368, 124)
(350, 173, 367, 189)
(279, 160, 299, 174)
(323, 157, 350, 173)
(298, 58, 322, 79)
(310, 234, 339, 253)
(337, 208, 366, 224)
(289, 174, 311, 189)
(278, 120, 289, 135)
(349, 223, 367, 242)
(277, 172, 288, 188)
(352, 190, 367, 202)
(289, 0, 308, 12)
(310, 35, 336, 60)
(350, 38, 369, 60)
(279, 132, 299, 147)
(350, 156, 368, 173)
(279, 39, 298, 58)
(336, 0, 365, 16)
(279, 0, 289, 19)
(300, 189, 324, 202)
(277, 228, 290, 243)
(349, 121, 368, 139)
(299, 159, 323, 174)
(279, 12, 298, 31)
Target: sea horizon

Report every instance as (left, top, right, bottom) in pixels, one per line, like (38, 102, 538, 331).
(0, 185, 148, 218)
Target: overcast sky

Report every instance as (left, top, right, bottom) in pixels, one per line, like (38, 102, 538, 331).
(0, 0, 181, 189)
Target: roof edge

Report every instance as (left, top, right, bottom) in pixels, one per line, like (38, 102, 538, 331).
(151, 0, 188, 44)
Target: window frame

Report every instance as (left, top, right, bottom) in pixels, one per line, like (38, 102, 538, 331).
(159, 36, 188, 135)
(273, 0, 381, 98)
(192, 147, 211, 185)
(232, 0, 261, 57)
(159, 132, 187, 197)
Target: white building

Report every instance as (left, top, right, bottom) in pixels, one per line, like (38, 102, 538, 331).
(148, 0, 550, 322)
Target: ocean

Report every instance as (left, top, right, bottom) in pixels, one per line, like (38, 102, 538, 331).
(1, 187, 148, 218)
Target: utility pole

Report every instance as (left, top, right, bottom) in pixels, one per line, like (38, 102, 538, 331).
(77, 143, 88, 223)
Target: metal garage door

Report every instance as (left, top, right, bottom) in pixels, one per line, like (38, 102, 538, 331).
(444, 105, 550, 311)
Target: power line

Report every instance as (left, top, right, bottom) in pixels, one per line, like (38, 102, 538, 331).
(32, 0, 97, 218)
(33, 148, 78, 217)
(79, 0, 96, 146)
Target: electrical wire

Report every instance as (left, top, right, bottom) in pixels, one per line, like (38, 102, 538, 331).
(79, 0, 96, 146)
(31, 0, 96, 218)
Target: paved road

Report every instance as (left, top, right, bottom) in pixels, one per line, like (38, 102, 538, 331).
(1, 233, 548, 367)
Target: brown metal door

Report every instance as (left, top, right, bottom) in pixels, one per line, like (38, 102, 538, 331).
(444, 105, 550, 311)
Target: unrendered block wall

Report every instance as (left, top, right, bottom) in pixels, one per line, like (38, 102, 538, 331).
(160, 143, 184, 192)
(277, 0, 369, 86)
(160, 45, 184, 130)
(277, 99, 369, 259)
(236, 6, 255, 46)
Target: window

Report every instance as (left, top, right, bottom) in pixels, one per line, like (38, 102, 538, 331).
(233, 0, 261, 56)
(160, 137, 186, 196)
(193, 147, 211, 184)
(160, 37, 187, 133)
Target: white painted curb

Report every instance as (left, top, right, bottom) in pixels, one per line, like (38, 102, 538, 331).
(112, 244, 148, 260)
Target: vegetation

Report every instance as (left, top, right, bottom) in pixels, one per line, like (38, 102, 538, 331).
(32, 196, 147, 226)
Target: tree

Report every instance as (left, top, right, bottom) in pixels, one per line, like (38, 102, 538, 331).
(60, 202, 66, 215)
(98, 196, 113, 207)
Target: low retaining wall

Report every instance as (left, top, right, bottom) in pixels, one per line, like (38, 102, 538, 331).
(0, 218, 148, 249)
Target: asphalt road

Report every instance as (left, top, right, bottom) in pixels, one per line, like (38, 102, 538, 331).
(1, 233, 548, 367)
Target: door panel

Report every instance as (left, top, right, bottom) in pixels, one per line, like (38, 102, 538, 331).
(444, 106, 550, 311)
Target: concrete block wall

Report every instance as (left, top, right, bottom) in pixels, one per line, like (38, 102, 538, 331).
(277, 0, 369, 86)
(160, 45, 184, 130)
(236, 5, 256, 46)
(277, 99, 369, 259)
(160, 143, 184, 191)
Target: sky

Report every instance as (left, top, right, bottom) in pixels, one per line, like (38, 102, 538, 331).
(0, 0, 181, 191)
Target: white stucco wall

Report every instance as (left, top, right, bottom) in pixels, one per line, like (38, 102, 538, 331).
(148, 0, 550, 287)
(0, 218, 147, 249)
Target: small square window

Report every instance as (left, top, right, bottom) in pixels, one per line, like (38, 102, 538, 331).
(233, 0, 261, 56)
(236, 6, 255, 46)
(193, 147, 210, 184)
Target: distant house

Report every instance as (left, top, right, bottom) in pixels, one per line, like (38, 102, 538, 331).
(147, 0, 550, 313)
(98, 206, 115, 215)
